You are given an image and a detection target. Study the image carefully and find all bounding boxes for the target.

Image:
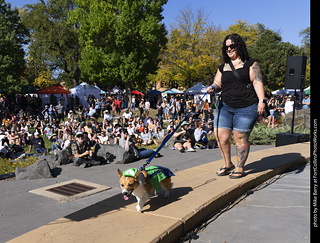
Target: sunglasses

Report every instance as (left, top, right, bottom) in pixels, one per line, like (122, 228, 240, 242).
(225, 44, 236, 50)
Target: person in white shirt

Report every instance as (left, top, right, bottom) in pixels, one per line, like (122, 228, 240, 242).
(131, 96, 136, 111)
(122, 109, 132, 124)
(98, 131, 109, 144)
(144, 99, 150, 116)
(103, 110, 113, 121)
(284, 95, 294, 115)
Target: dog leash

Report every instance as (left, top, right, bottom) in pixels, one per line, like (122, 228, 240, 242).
(139, 88, 214, 172)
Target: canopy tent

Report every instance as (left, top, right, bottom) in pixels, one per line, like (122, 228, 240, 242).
(162, 88, 183, 94)
(132, 90, 144, 96)
(37, 85, 70, 108)
(110, 85, 124, 95)
(184, 82, 210, 103)
(94, 84, 106, 94)
(146, 89, 161, 95)
(304, 86, 310, 95)
(271, 88, 304, 96)
(70, 82, 101, 108)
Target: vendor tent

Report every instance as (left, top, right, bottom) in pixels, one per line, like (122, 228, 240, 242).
(132, 90, 144, 96)
(304, 86, 310, 95)
(162, 88, 183, 94)
(110, 85, 124, 95)
(184, 82, 210, 102)
(146, 89, 161, 95)
(94, 85, 106, 94)
(37, 85, 70, 108)
(70, 82, 101, 108)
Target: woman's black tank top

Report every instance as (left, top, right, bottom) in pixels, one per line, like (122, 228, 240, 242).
(218, 58, 259, 108)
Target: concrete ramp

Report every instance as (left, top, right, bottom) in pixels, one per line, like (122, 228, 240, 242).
(8, 143, 310, 243)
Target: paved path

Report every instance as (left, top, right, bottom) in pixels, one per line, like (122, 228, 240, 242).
(188, 163, 310, 243)
(0, 145, 271, 243)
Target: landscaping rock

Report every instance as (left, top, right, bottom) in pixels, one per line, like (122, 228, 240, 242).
(284, 108, 310, 130)
(94, 144, 135, 164)
(15, 159, 53, 180)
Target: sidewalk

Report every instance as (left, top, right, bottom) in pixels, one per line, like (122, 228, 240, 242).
(6, 142, 310, 243)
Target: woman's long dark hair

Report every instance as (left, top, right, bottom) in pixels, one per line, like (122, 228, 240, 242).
(222, 33, 250, 63)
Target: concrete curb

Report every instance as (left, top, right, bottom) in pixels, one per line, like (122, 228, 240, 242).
(8, 143, 310, 243)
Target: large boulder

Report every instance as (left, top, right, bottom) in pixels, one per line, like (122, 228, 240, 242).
(15, 159, 53, 180)
(94, 144, 135, 164)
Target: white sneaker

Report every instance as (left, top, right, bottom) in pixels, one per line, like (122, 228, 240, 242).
(187, 148, 196, 152)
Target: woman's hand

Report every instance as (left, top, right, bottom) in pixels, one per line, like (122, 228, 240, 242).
(258, 102, 265, 115)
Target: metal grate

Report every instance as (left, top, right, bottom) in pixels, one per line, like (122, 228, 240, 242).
(46, 182, 97, 197)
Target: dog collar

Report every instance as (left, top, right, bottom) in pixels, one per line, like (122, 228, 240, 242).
(123, 168, 138, 178)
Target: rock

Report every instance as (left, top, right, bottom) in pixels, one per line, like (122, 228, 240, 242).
(94, 144, 135, 164)
(15, 159, 53, 180)
(45, 149, 70, 169)
(284, 108, 310, 130)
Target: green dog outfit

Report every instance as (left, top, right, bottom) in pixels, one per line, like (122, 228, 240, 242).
(123, 166, 174, 191)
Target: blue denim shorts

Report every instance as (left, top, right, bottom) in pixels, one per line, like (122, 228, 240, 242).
(214, 102, 259, 132)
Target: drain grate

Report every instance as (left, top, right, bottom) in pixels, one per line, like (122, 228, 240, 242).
(46, 182, 97, 197)
(29, 179, 111, 202)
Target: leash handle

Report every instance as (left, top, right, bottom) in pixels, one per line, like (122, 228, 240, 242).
(139, 91, 210, 172)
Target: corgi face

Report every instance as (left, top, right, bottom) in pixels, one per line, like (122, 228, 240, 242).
(117, 169, 140, 200)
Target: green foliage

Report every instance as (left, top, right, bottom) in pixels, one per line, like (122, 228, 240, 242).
(69, 0, 168, 91)
(151, 7, 224, 89)
(21, 0, 80, 87)
(249, 123, 310, 145)
(0, 0, 28, 93)
(248, 29, 301, 91)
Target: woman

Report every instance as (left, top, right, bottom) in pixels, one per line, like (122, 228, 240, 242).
(140, 127, 153, 145)
(267, 97, 276, 128)
(206, 33, 266, 179)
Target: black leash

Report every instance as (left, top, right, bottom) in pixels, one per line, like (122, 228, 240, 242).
(139, 90, 212, 172)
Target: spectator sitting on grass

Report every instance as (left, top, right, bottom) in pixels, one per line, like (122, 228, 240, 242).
(28, 131, 46, 154)
(140, 127, 153, 145)
(153, 124, 166, 145)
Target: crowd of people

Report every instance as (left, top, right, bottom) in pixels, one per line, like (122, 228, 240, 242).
(0, 89, 310, 166)
(265, 93, 311, 128)
(0, 92, 217, 166)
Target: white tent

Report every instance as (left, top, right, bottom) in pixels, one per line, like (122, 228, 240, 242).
(70, 82, 101, 108)
(184, 82, 210, 103)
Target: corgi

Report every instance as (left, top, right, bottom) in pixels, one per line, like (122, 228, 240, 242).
(117, 166, 174, 212)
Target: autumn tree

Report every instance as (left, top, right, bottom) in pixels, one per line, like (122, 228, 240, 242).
(152, 7, 224, 89)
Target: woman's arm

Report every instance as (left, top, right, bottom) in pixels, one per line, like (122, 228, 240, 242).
(206, 69, 222, 93)
(250, 61, 265, 115)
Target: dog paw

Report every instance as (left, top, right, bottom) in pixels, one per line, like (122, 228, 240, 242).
(163, 191, 170, 198)
(136, 205, 142, 212)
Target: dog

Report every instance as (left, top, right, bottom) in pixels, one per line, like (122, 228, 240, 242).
(117, 165, 174, 212)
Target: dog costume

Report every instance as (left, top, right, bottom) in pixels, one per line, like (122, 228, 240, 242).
(123, 166, 175, 191)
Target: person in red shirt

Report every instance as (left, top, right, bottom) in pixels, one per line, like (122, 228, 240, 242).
(115, 98, 122, 115)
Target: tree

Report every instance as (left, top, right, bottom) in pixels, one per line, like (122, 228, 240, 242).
(299, 27, 310, 87)
(0, 0, 28, 93)
(248, 29, 301, 91)
(69, 0, 168, 93)
(151, 7, 224, 89)
(21, 0, 80, 88)
(226, 20, 261, 47)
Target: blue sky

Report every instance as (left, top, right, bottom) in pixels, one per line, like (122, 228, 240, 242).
(8, 0, 310, 46)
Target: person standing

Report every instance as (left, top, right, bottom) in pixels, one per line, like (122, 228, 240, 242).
(206, 33, 266, 179)
(144, 99, 150, 117)
(55, 101, 65, 124)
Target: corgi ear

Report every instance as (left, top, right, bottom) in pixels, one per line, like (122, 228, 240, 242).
(117, 169, 123, 178)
